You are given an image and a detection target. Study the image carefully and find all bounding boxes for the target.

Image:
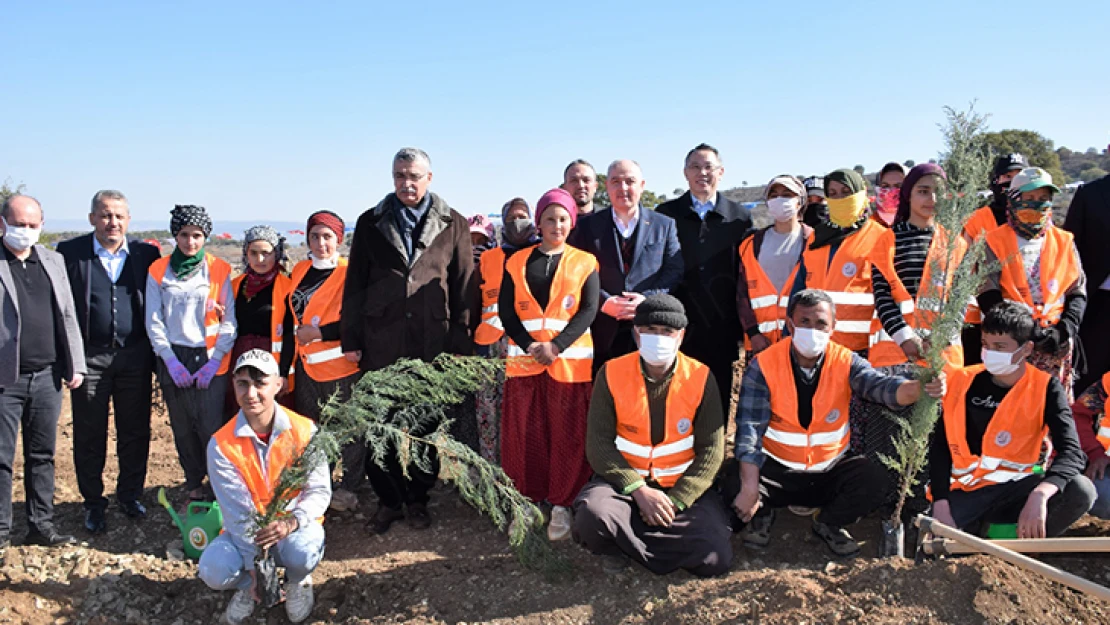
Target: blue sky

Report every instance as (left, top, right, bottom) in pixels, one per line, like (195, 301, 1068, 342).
(3, 1, 1107, 226)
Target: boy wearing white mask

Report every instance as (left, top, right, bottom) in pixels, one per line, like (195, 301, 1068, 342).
(737, 175, 812, 356)
(730, 289, 944, 556)
(929, 302, 1094, 538)
(573, 294, 731, 576)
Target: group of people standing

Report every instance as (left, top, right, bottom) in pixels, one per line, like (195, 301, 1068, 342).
(1, 142, 1109, 623)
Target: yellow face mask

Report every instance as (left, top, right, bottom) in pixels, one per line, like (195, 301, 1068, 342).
(826, 190, 869, 228)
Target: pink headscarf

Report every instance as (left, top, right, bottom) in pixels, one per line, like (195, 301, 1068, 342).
(535, 188, 578, 229)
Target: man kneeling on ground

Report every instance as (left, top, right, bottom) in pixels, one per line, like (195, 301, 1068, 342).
(198, 350, 329, 624)
(573, 294, 732, 576)
(730, 289, 945, 556)
(930, 302, 1095, 537)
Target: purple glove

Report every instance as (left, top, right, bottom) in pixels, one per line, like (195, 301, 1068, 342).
(164, 357, 194, 388)
(192, 358, 222, 389)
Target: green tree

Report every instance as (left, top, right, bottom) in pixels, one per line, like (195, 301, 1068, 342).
(1, 177, 27, 204)
(904, 159, 916, 168)
(1079, 167, 1108, 182)
(982, 129, 1066, 184)
(593, 173, 666, 211)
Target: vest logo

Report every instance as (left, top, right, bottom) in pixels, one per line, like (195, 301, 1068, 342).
(519, 301, 530, 311)
(563, 295, 576, 310)
(841, 262, 858, 278)
(485, 288, 498, 299)
(995, 431, 1012, 447)
(1047, 279, 1059, 294)
(676, 418, 692, 435)
(189, 527, 209, 550)
(311, 315, 321, 327)
(825, 409, 841, 424)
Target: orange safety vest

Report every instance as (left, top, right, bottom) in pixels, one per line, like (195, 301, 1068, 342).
(287, 259, 360, 382)
(940, 364, 1050, 492)
(213, 408, 322, 520)
(149, 253, 234, 375)
(802, 219, 885, 352)
(1095, 373, 1110, 451)
(739, 229, 801, 351)
(985, 225, 1080, 328)
(232, 272, 294, 389)
(608, 352, 708, 488)
(474, 247, 506, 346)
(962, 205, 999, 242)
(504, 245, 597, 383)
(867, 226, 966, 369)
(758, 338, 853, 472)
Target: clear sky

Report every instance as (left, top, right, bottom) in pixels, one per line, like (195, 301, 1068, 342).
(4, 1, 1107, 225)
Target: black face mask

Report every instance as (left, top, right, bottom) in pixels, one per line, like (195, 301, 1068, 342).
(990, 180, 1010, 206)
(503, 218, 537, 247)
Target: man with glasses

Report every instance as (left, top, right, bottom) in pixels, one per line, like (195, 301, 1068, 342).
(342, 148, 475, 535)
(657, 144, 751, 412)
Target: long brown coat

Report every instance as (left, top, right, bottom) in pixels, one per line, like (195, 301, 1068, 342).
(341, 192, 475, 371)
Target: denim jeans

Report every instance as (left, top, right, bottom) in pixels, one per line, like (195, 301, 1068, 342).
(198, 521, 326, 590)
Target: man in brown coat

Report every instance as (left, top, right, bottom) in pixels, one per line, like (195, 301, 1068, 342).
(341, 147, 475, 534)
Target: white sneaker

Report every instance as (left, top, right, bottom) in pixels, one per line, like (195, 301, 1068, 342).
(547, 505, 572, 542)
(222, 588, 255, 625)
(788, 505, 818, 517)
(285, 574, 315, 623)
(329, 488, 359, 512)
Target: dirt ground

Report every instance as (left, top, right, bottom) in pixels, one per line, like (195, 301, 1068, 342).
(2, 389, 1110, 625)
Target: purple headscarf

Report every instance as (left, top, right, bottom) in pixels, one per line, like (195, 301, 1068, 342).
(896, 163, 947, 223)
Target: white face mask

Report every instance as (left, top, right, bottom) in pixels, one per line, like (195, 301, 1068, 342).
(766, 197, 800, 222)
(638, 332, 680, 368)
(981, 348, 1022, 376)
(791, 326, 830, 359)
(1, 218, 41, 251)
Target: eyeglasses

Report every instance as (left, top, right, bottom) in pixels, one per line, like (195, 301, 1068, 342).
(685, 164, 721, 174)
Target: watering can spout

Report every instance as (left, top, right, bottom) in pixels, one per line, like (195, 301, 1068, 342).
(157, 487, 186, 534)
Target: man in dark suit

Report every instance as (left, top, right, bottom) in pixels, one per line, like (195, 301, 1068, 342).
(657, 144, 751, 412)
(1064, 171, 1110, 392)
(569, 159, 683, 371)
(57, 190, 161, 534)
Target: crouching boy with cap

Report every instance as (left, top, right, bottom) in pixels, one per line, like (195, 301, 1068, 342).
(572, 294, 732, 576)
(198, 350, 329, 624)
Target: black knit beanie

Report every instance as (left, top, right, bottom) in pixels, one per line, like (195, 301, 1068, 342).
(633, 294, 688, 329)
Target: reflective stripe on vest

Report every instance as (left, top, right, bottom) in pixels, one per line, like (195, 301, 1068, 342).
(985, 225, 1080, 328)
(504, 245, 596, 383)
(867, 226, 967, 369)
(474, 247, 507, 346)
(739, 230, 800, 351)
(802, 220, 884, 351)
(940, 364, 1050, 492)
(287, 259, 360, 382)
(607, 351, 708, 488)
(757, 338, 853, 472)
(212, 408, 317, 516)
(149, 253, 234, 375)
(1096, 373, 1110, 452)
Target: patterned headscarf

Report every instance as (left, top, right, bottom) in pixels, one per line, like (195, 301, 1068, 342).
(169, 204, 212, 238)
(241, 225, 286, 269)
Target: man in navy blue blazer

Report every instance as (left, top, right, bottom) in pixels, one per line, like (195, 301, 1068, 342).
(569, 160, 683, 372)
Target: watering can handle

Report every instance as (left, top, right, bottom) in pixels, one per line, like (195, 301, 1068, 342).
(187, 501, 211, 516)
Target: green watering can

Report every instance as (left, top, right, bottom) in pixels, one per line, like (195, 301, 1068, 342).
(157, 487, 224, 560)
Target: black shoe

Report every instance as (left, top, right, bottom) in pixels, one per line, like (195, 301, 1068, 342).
(367, 505, 405, 535)
(24, 528, 77, 547)
(406, 503, 431, 530)
(84, 507, 107, 534)
(119, 499, 147, 519)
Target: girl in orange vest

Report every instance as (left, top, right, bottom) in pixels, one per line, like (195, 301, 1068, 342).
(499, 188, 599, 541)
(278, 211, 364, 511)
(223, 226, 292, 419)
(872, 162, 907, 228)
(857, 164, 966, 519)
(736, 175, 811, 356)
(791, 168, 886, 355)
(145, 204, 237, 503)
(979, 168, 1087, 401)
(1071, 373, 1110, 518)
(472, 198, 536, 463)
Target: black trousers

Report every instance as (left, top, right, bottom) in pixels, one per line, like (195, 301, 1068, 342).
(946, 473, 1097, 537)
(70, 345, 153, 510)
(365, 406, 444, 510)
(721, 455, 889, 528)
(0, 367, 64, 539)
(1076, 290, 1110, 393)
(679, 338, 737, 419)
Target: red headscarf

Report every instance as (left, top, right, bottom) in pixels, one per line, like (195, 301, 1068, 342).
(307, 210, 345, 244)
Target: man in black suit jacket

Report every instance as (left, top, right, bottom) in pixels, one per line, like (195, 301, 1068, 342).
(1064, 172, 1110, 392)
(657, 144, 751, 413)
(56, 190, 161, 534)
(569, 159, 683, 371)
